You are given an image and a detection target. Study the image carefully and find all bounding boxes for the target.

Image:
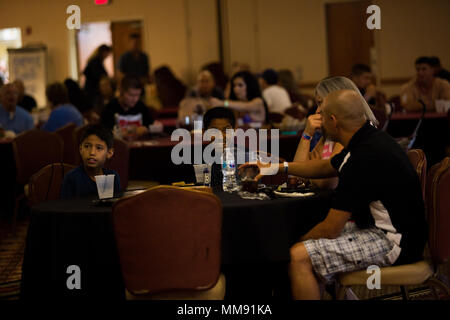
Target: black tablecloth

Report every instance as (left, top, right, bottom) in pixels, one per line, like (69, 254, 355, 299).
(20, 189, 332, 299)
(0, 140, 16, 219)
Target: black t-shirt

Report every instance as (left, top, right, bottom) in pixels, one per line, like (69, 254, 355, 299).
(60, 166, 121, 199)
(100, 98, 154, 130)
(83, 57, 107, 96)
(330, 121, 428, 265)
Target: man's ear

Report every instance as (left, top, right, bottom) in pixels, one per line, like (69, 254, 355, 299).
(107, 148, 114, 159)
(330, 114, 338, 127)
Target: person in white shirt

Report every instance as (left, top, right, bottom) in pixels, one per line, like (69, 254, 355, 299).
(259, 69, 292, 114)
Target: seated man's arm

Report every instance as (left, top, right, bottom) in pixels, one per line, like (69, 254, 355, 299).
(287, 159, 338, 179)
(240, 156, 338, 180)
(300, 208, 351, 241)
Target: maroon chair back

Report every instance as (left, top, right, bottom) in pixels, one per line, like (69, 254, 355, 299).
(105, 138, 129, 191)
(426, 157, 450, 265)
(28, 163, 76, 206)
(112, 186, 222, 295)
(12, 129, 64, 185)
(389, 95, 402, 113)
(407, 149, 427, 200)
(73, 124, 90, 165)
(55, 123, 78, 165)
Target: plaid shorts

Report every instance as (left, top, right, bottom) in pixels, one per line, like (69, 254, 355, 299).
(303, 222, 394, 284)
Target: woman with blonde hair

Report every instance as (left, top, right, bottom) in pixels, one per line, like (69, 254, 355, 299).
(293, 76, 378, 189)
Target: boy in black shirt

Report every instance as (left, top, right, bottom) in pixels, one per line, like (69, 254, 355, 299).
(61, 124, 121, 198)
(101, 76, 153, 139)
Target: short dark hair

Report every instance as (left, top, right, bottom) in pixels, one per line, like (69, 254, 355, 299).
(203, 107, 236, 130)
(351, 64, 372, 76)
(261, 69, 278, 85)
(80, 124, 114, 149)
(415, 56, 432, 66)
(46, 82, 69, 106)
(428, 56, 441, 68)
(120, 76, 143, 92)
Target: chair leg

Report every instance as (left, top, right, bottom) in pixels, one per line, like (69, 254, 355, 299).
(11, 193, 26, 235)
(426, 275, 450, 300)
(345, 288, 359, 300)
(400, 286, 409, 300)
(336, 284, 347, 300)
(11, 196, 20, 235)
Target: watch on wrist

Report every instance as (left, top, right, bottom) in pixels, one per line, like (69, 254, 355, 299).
(302, 132, 312, 141)
(224, 100, 229, 107)
(283, 162, 289, 174)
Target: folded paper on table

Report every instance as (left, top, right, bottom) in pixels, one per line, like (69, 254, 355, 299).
(273, 191, 315, 198)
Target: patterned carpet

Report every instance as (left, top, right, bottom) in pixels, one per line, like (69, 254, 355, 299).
(0, 219, 29, 300)
(0, 217, 448, 300)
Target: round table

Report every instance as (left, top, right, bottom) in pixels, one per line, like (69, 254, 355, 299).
(20, 189, 332, 299)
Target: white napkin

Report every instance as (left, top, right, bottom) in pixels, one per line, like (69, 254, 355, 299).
(274, 191, 315, 198)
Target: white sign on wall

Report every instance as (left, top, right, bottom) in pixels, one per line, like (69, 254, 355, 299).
(8, 45, 48, 108)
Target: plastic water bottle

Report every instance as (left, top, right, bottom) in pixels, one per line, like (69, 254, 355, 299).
(222, 148, 238, 192)
(203, 167, 211, 187)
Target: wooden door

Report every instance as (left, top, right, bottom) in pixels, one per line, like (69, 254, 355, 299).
(326, 1, 374, 77)
(110, 20, 143, 81)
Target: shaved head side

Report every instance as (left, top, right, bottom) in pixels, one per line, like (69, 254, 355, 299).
(322, 90, 367, 130)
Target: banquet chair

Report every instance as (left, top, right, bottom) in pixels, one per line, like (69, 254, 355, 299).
(407, 149, 427, 201)
(12, 129, 63, 231)
(104, 138, 129, 191)
(27, 163, 76, 206)
(112, 186, 225, 300)
(73, 124, 90, 164)
(335, 157, 450, 300)
(55, 123, 78, 165)
(394, 100, 426, 152)
(388, 95, 402, 113)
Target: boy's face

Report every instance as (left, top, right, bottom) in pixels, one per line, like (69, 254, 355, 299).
(120, 87, 141, 111)
(208, 118, 234, 145)
(79, 134, 113, 170)
(353, 71, 372, 90)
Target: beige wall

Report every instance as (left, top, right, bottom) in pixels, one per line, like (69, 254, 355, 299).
(0, 0, 219, 86)
(224, 0, 450, 97)
(0, 0, 448, 99)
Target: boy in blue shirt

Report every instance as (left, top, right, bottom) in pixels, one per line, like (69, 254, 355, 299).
(60, 124, 121, 198)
